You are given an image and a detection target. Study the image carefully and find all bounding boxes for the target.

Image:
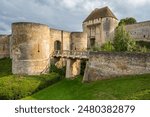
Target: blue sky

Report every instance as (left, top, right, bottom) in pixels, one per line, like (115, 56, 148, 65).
(0, 0, 150, 34)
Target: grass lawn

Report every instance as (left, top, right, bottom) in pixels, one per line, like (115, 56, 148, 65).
(24, 74, 150, 100)
(0, 58, 60, 100)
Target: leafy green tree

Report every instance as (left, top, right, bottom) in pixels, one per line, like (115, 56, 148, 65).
(113, 24, 136, 52)
(119, 17, 137, 26)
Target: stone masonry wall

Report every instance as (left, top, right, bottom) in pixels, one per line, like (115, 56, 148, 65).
(49, 28, 71, 55)
(126, 21, 150, 42)
(49, 28, 71, 68)
(0, 35, 10, 58)
(71, 32, 87, 51)
(12, 22, 50, 75)
(83, 52, 150, 82)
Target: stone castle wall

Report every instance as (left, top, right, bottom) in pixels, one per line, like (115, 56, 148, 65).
(49, 29, 71, 55)
(71, 32, 87, 51)
(83, 52, 150, 82)
(49, 28, 63, 55)
(49, 28, 71, 68)
(102, 17, 118, 41)
(11, 22, 50, 75)
(0, 35, 10, 58)
(126, 21, 150, 42)
(0, 19, 150, 76)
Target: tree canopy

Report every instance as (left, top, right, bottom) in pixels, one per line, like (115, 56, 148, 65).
(119, 17, 137, 26)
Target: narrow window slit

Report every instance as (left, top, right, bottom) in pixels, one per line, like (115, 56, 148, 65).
(38, 44, 40, 52)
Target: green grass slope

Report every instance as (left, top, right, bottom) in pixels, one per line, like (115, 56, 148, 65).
(0, 58, 60, 100)
(24, 74, 150, 100)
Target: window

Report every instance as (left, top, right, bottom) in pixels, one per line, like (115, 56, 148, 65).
(37, 43, 40, 52)
(90, 26, 96, 36)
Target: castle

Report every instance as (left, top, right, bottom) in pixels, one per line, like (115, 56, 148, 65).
(0, 6, 150, 78)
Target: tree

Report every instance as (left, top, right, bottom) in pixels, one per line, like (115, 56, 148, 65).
(119, 17, 137, 26)
(113, 24, 136, 52)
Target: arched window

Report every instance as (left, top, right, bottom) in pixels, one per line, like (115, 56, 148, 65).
(54, 40, 61, 50)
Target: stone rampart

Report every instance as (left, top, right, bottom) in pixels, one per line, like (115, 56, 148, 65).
(0, 35, 10, 58)
(83, 52, 150, 82)
(126, 21, 150, 42)
(71, 32, 87, 51)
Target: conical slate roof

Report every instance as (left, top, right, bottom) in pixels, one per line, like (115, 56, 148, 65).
(83, 6, 118, 22)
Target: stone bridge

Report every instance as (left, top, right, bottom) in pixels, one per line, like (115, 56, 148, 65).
(52, 50, 89, 78)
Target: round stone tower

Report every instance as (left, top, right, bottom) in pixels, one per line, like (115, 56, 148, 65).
(11, 22, 50, 75)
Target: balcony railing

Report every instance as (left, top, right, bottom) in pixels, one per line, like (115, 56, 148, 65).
(53, 50, 89, 59)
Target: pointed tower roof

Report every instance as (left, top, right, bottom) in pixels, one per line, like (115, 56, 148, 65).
(83, 6, 118, 22)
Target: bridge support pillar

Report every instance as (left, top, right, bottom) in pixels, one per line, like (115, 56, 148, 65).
(66, 59, 71, 78)
(66, 59, 81, 78)
(52, 58, 66, 69)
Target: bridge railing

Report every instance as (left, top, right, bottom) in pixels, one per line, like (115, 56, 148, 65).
(53, 50, 89, 59)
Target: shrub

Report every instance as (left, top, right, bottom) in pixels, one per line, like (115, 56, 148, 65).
(136, 41, 150, 49)
(136, 46, 149, 53)
(0, 58, 12, 77)
(50, 64, 66, 77)
(0, 58, 61, 100)
(101, 41, 115, 51)
(91, 44, 101, 51)
(0, 73, 60, 100)
(113, 24, 137, 52)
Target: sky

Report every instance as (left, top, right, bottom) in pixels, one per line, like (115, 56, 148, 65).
(0, 0, 150, 34)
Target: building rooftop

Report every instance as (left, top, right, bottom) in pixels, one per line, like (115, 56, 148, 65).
(83, 6, 118, 22)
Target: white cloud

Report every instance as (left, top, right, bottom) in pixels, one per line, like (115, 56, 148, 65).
(62, 0, 81, 8)
(0, 0, 150, 34)
(127, 0, 149, 6)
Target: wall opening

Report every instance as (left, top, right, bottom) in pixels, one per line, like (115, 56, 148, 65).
(80, 60, 87, 76)
(90, 38, 95, 47)
(54, 40, 61, 51)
